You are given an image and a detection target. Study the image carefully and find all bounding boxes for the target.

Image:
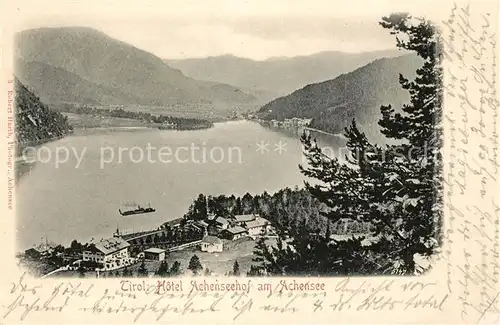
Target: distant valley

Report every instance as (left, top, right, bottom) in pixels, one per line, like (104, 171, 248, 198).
(15, 27, 261, 118)
(165, 49, 404, 96)
(15, 26, 419, 141)
(167, 49, 421, 141)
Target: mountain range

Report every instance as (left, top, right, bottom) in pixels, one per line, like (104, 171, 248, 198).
(257, 54, 423, 141)
(15, 26, 420, 138)
(165, 49, 404, 97)
(15, 27, 259, 115)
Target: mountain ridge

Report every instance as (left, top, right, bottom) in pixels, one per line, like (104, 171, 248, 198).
(15, 58, 143, 105)
(15, 27, 260, 113)
(257, 54, 423, 141)
(165, 49, 405, 96)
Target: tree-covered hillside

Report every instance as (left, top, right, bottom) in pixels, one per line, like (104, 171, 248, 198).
(258, 54, 423, 141)
(15, 77, 72, 147)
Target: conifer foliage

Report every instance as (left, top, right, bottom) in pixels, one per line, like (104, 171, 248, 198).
(253, 14, 442, 275)
(137, 260, 148, 277)
(188, 255, 203, 275)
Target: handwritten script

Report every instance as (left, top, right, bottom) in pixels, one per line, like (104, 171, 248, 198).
(442, 2, 499, 324)
(1, 274, 447, 323)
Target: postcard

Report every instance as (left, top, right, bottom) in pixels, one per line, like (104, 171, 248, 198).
(0, 0, 499, 324)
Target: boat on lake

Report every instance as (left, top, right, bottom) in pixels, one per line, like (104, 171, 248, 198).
(119, 204, 156, 216)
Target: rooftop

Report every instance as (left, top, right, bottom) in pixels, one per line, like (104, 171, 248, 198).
(215, 217, 229, 225)
(197, 220, 209, 227)
(225, 226, 249, 234)
(234, 214, 258, 223)
(94, 237, 130, 255)
(201, 235, 223, 245)
(162, 217, 184, 227)
(144, 247, 166, 254)
(32, 241, 56, 253)
(245, 217, 270, 228)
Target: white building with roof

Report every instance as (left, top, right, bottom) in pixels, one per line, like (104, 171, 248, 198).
(245, 216, 270, 236)
(144, 247, 166, 261)
(200, 236, 223, 253)
(233, 214, 257, 225)
(222, 226, 249, 240)
(83, 237, 130, 270)
(215, 217, 230, 229)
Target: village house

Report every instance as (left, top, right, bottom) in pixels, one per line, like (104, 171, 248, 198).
(245, 216, 270, 236)
(222, 226, 249, 240)
(24, 238, 56, 258)
(200, 236, 223, 253)
(196, 220, 209, 228)
(188, 222, 205, 233)
(233, 214, 257, 226)
(24, 239, 56, 258)
(24, 247, 42, 259)
(215, 216, 230, 229)
(83, 237, 130, 270)
(161, 217, 184, 229)
(195, 220, 209, 235)
(143, 247, 166, 261)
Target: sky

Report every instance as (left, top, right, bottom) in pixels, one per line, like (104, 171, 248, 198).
(14, 16, 399, 60)
(8, 0, 444, 61)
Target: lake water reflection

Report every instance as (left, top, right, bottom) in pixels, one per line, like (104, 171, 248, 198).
(16, 120, 346, 250)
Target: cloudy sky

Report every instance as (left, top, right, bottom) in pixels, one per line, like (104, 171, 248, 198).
(10, 0, 440, 60)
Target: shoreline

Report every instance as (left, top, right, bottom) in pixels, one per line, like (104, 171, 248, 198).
(253, 119, 346, 139)
(14, 118, 218, 181)
(15, 118, 309, 253)
(62, 111, 215, 131)
(15, 158, 37, 182)
(15, 131, 74, 182)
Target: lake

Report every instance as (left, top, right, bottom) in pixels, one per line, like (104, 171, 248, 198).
(16, 120, 346, 251)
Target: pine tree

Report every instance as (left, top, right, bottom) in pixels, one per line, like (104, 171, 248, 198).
(137, 260, 148, 277)
(156, 261, 170, 277)
(250, 14, 442, 276)
(375, 13, 443, 272)
(325, 223, 331, 241)
(188, 255, 203, 275)
(169, 261, 181, 276)
(192, 194, 208, 220)
(204, 268, 211, 276)
(234, 197, 242, 215)
(298, 13, 442, 275)
(232, 260, 240, 276)
(251, 230, 271, 274)
(246, 265, 262, 276)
